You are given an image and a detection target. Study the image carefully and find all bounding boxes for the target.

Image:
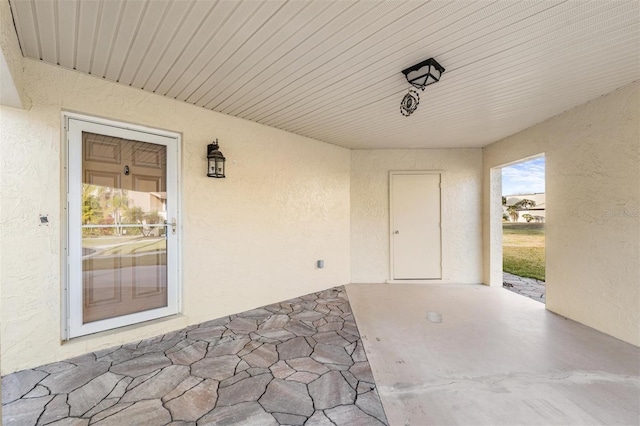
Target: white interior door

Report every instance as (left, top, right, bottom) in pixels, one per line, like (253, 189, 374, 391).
(391, 173, 442, 279)
(67, 116, 180, 338)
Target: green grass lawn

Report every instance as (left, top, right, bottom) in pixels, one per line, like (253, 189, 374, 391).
(503, 223, 545, 281)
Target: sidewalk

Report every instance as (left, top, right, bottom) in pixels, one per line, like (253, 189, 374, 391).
(503, 272, 545, 303)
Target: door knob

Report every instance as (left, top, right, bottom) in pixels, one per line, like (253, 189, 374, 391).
(394, 230, 399, 234)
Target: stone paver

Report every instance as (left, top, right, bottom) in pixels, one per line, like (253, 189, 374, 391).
(2, 396, 53, 425)
(109, 352, 170, 377)
(217, 373, 271, 406)
(308, 370, 356, 409)
(242, 343, 278, 368)
(165, 378, 219, 421)
(92, 399, 171, 426)
(503, 272, 546, 302)
(276, 336, 312, 360)
(259, 379, 314, 417)
(191, 355, 239, 380)
(167, 341, 207, 365)
(312, 343, 353, 366)
(2, 286, 388, 426)
(38, 394, 70, 425)
(2, 370, 48, 404)
(199, 401, 277, 426)
(68, 372, 122, 416)
(356, 389, 387, 421)
(306, 411, 335, 426)
(121, 365, 190, 402)
(41, 361, 111, 394)
(325, 404, 386, 426)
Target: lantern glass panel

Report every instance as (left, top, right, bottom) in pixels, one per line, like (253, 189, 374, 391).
(216, 160, 224, 177)
(413, 76, 428, 89)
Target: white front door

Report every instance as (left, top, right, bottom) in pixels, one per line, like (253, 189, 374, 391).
(66, 116, 180, 338)
(390, 172, 441, 280)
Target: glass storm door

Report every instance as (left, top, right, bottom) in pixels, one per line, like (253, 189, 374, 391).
(67, 117, 179, 338)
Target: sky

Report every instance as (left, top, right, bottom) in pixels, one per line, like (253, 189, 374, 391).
(502, 156, 545, 196)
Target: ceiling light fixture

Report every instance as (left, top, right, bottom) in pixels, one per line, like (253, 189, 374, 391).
(402, 58, 445, 91)
(400, 58, 445, 117)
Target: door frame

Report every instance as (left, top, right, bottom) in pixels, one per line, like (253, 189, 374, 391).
(388, 170, 443, 283)
(62, 112, 182, 339)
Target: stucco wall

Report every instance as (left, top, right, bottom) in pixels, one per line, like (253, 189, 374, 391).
(483, 82, 640, 346)
(0, 0, 28, 108)
(0, 59, 351, 373)
(350, 149, 483, 284)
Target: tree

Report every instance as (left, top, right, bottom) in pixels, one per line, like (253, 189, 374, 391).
(123, 206, 145, 236)
(522, 214, 534, 223)
(141, 210, 163, 236)
(515, 199, 536, 209)
(82, 186, 103, 225)
(110, 190, 130, 236)
(506, 199, 536, 222)
(144, 210, 162, 225)
(124, 206, 145, 224)
(507, 205, 519, 222)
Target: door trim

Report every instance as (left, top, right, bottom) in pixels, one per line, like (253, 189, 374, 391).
(62, 112, 182, 340)
(389, 171, 443, 282)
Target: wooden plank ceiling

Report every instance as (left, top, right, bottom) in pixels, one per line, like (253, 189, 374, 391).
(9, 0, 640, 149)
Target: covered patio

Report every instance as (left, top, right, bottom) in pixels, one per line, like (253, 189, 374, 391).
(1, 0, 638, 424)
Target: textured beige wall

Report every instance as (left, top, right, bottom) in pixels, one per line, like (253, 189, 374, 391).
(483, 82, 640, 346)
(0, 59, 351, 373)
(0, 0, 28, 108)
(350, 149, 483, 284)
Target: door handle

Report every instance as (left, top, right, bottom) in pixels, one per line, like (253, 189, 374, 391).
(165, 218, 177, 234)
(394, 230, 399, 234)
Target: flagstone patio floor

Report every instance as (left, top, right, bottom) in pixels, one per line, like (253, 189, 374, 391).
(2, 286, 388, 426)
(502, 271, 545, 303)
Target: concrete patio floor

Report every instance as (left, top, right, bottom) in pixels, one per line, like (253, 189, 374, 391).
(2, 287, 388, 425)
(346, 283, 640, 426)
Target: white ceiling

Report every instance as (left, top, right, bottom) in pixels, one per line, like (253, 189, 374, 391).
(8, 0, 640, 149)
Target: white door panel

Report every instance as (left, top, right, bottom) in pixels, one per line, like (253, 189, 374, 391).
(391, 173, 441, 279)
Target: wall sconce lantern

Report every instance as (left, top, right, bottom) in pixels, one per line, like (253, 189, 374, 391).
(401, 57, 445, 91)
(207, 139, 226, 178)
(400, 57, 445, 117)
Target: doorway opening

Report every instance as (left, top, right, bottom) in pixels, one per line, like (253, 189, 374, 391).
(500, 155, 546, 303)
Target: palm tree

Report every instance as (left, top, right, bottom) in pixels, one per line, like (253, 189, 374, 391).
(111, 190, 130, 236)
(82, 185, 103, 225)
(82, 185, 104, 236)
(507, 205, 519, 222)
